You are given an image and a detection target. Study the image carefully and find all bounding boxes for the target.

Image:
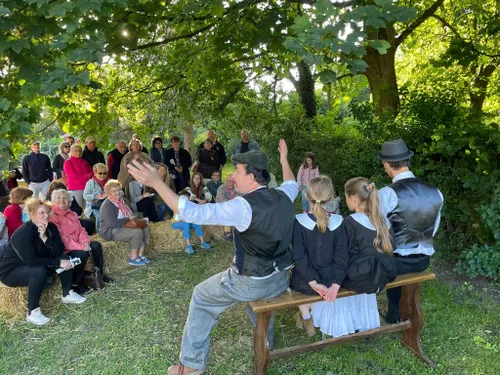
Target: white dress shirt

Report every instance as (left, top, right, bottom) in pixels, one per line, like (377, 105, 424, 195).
(378, 171, 444, 256)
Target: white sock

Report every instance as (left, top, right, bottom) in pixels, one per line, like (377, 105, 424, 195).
(302, 313, 311, 320)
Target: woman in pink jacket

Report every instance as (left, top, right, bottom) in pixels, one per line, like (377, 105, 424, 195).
(297, 152, 320, 213)
(50, 189, 113, 293)
(63, 144, 93, 210)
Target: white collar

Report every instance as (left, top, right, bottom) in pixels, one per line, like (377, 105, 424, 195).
(350, 212, 391, 230)
(392, 170, 415, 183)
(296, 213, 343, 231)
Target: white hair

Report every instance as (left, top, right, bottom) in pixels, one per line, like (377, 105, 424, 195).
(50, 189, 72, 203)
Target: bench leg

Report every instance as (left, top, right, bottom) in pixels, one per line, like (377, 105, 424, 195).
(400, 282, 436, 368)
(251, 311, 272, 375)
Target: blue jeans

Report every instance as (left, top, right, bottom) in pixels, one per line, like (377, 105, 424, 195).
(91, 209, 100, 233)
(301, 185, 309, 212)
(157, 202, 173, 221)
(171, 222, 203, 240)
(179, 268, 289, 370)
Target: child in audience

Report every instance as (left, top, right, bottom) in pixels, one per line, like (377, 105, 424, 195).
(310, 177, 397, 338)
(186, 172, 212, 204)
(206, 170, 223, 202)
(171, 190, 212, 255)
(3, 187, 33, 238)
(297, 152, 320, 213)
(290, 176, 349, 336)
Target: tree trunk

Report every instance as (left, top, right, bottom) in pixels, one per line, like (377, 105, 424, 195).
(363, 25, 399, 118)
(183, 123, 195, 157)
(470, 64, 497, 115)
(289, 61, 317, 118)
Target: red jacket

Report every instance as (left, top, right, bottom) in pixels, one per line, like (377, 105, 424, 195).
(49, 205, 89, 252)
(63, 156, 93, 190)
(3, 204, 23, 238)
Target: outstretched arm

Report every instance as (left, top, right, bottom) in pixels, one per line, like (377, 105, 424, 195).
(278, 139, 294, 182)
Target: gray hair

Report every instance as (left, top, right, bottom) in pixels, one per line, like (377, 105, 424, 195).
(51, 189, 72, 203)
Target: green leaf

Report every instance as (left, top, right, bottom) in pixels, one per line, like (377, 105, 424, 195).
(9, 39, 30, 54)
(49, 3, 72, 17)
(0, 98, 11, 111)
(369, 40, 391, 54)
(318, 70, 337, 84)
(0, 6, 12, 15)
(283, 37, 304, 53)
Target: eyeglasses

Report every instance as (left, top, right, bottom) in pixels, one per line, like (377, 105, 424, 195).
(97, 172, 107, 176)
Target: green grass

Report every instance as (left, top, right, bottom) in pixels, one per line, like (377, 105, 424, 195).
(0, 241, 499, 375)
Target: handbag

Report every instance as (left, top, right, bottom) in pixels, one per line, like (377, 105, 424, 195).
(83, 252, 103, 290)
(123, 218, 148, 229)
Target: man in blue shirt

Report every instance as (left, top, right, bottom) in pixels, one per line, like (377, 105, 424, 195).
(22, 141, 53, 199)
(377, 139, 443, 324)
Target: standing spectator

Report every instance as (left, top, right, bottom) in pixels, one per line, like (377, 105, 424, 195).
(165, 136, 192, 192)
(186, 172, 212, 204)
(63, 134, 75, 146)
(197, 130, 226, 171)
(0, 176, 10, 211)
(206, 170, 223, 201)
(7, 167, 22, 190)
(297, 152, 320, 213)
(107, 141, 128, 179)
(4, 187, 33, 238)
(83, 163, 109, 232)
(132, 134, 149, 154)
(154, 163, 175, 220)
(150, 136, 167, 163)
(215, 175, 240, 241)
(22, 141, 53, 199)
(377, 139, 443, 324)
(117, 139, 152, 201)
(64, 144, 93, 210)
(81, 136, 105, 168)
(197, 139, 219, 179)
(52, 141, 71, 180)
(231, 129, 260, 165)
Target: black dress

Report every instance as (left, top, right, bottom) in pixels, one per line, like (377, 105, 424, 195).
(290, 214, 349, 295)
(341, 213, 397, 294)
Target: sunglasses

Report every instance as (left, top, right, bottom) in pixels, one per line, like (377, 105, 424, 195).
(97, 172, 107, 176)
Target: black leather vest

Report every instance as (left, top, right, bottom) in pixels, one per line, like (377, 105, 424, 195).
(388, 178, 442, 250)
(232, 187, 295, 277)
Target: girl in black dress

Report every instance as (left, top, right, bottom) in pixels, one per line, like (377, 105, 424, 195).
(290, 176, 349, 336)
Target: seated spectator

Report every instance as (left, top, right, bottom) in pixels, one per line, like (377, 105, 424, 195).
(150, 136, 167, 163)
(0, 213, 9, 255)
(52, 141, 70, 180)
(82, 136, 105, 168)
(83, 163, 109, 232)
(196, 139, 219, 179)
(206, 170, 223, 202)
(129, 177, 160, 222)
(132, 134, 149, 154)
(154, 163, 175, 220)
(64, 144, 93, 210)
(215, 175, 240, 241)
(1, 168, 23, 211)
(186, 172, 212, 204)
(171, 190, 212, 255)
(117, 139, 152, 200)
(46, 181, 95, 236)
(0, 199, 87, 326)
(50, 189, 113, 291)
(4, 187, 33, 238)
(99, 180, 151, 267)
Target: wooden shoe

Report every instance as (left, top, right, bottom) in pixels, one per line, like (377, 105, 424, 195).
(303, 317, 316, 337)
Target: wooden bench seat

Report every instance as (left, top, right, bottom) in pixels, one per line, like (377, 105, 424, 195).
(248, 270, 436, 374)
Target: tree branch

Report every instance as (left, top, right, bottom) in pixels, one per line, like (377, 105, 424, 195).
(396, 0, 445, 47)
(32, 111, 62, 136)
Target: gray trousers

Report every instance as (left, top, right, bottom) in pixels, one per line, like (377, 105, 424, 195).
(180, 268, 289, 370)
(111, 226, 150, 250)
(29, 180, 50, 200)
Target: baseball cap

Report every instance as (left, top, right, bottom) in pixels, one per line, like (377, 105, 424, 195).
(85, 136, 97, 143)
(231, 150, 269, 170)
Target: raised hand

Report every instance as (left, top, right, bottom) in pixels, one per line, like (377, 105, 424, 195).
(127, 160, 160, 188)
(277, 139, 288, 163)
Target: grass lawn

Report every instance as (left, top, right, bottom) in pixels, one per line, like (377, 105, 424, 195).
(0, 240, 499, 375)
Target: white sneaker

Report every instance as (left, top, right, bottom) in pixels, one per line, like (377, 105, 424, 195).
(62, 290, 87, 304)
(26, 307, 50, 326)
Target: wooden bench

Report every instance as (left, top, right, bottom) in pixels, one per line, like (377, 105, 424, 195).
(248, 270, 436, 375)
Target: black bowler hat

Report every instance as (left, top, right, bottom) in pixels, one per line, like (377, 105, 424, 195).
(231, 150, 269, 170)
(377, 139, 414, 162)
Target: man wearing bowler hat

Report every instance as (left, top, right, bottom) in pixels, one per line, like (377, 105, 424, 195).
(127, 140, 298, 375)
(377, 139, 444, 324)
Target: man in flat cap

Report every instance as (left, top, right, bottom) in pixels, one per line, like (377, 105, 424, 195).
(82, 136, 105, 168)
(127, 140, 298, 375)
(21, 141, 53, 199)
(377, 139, 444, 324)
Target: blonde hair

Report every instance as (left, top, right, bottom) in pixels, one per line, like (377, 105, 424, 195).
(104, 180, 122, 195)
(156, 163, 172, 184)
(9, 187, 33, 204)
(24, 198, 52, 216)
(93, 162, 108, 173)
(344, 177, 393, 255)
(305, 176, 335, 233)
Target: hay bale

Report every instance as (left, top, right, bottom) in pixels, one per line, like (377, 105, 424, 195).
(0, 278, 62, 319)
(149, 222, 186, 254)
(201, 225, 225, 241)
(92, 235, 131, 275)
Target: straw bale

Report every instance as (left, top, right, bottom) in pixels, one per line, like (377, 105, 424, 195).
(96, 238, 131, 275)
(201, 225, 225, 241)
(148, 222, 186, 254)
(0, 278, 62, 318)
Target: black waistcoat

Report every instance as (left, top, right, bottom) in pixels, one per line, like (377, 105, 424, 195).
(232, 187, 295, 277)
(388, 178, 441, 250)
(109, 149, 125, 179)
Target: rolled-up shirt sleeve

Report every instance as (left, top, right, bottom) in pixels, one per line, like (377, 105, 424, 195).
(277, 180, 299, 202)
(177, 195, 252, 232)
